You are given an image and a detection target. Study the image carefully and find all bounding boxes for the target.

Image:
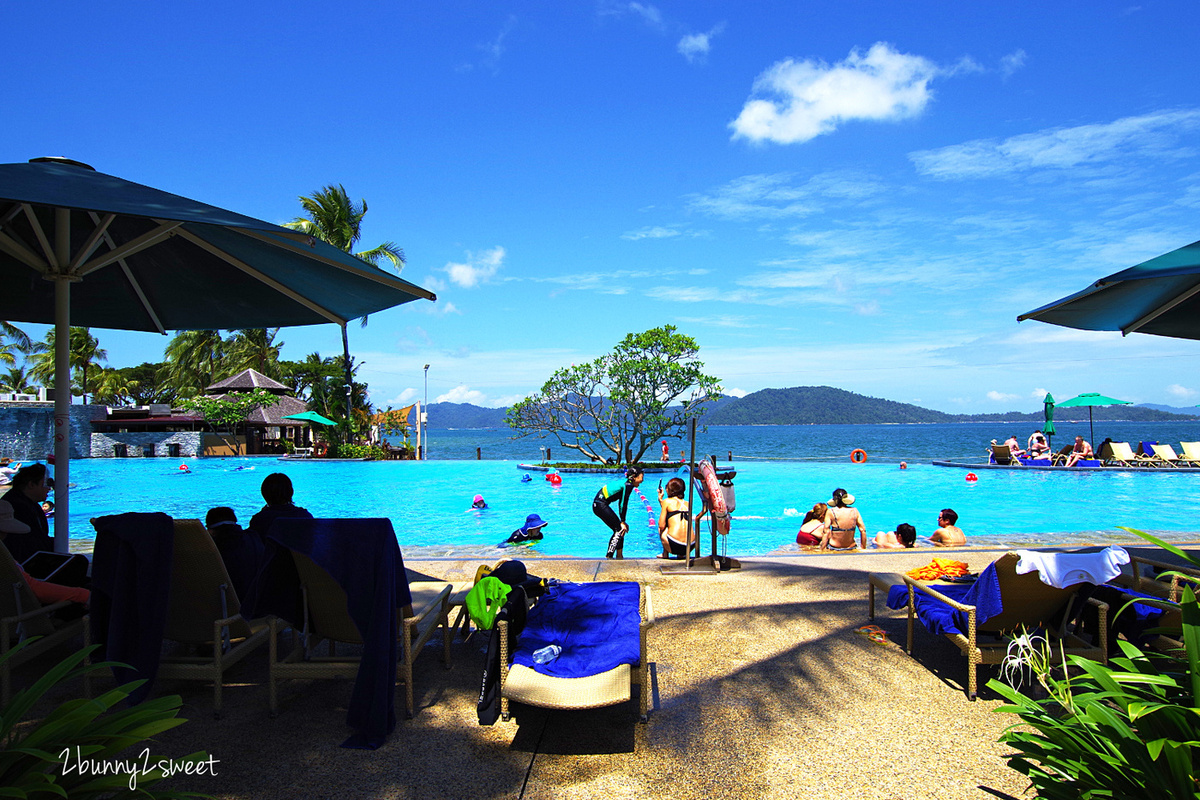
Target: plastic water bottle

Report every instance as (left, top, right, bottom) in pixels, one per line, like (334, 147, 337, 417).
(532, 644, 562, 664)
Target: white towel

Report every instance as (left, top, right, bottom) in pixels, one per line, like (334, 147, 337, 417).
(1014, 546, 1130, 588)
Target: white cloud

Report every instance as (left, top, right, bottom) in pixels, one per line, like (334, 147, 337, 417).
(687, 170, 881, 221)
(730, 42, 939, 145)
(622, 226, 682, 240)
(987, 390, 1020, 402)
(1000, 49, 1027, 78)
(724, 388, 748, 398)
(436, 385, 487, 405)
(385, 388, 418, 407)
(1031, 387, 1049, 399)
(444, 246, 505, 288)
(677, 23, 724, 63)
(910, 109, 1200, 179)
(1167, 383, 1197, 399)
(601, 1, 663, 28)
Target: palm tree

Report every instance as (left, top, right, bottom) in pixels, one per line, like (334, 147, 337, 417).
(1, 366, 36, 394)
(283, 185, 405, 328)
(164, 330, 227, 397)
(91, 367, 139, 405)
(0, 321, 38, 369)
(225, 328, 283, 378)
(27, 327, 107, 403)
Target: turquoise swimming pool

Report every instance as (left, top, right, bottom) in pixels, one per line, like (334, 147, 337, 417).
(53, 456, 1200, 557)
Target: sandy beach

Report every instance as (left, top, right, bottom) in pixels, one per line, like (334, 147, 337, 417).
(16, 547, 1116, 799)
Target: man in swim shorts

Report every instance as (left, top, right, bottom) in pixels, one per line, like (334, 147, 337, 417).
(593, 466, 644, 559)
(930, 508, 966, 546)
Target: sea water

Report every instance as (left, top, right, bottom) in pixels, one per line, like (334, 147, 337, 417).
(54, 421, 1200, 558)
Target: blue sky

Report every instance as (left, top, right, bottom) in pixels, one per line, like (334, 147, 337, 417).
(6, 2, 1200, 413)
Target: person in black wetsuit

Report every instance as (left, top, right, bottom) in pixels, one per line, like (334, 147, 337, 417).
(592, 466, 644, 559)
(503, 513, 548, 546)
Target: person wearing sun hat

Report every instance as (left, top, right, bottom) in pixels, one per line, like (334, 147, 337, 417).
(504, 513, 548, 546)
(821, 487, 867, 551)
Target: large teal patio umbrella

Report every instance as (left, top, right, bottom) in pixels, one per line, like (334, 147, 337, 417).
(1054, 392, 1131, 448)
(0, 157, 436, 551)
(283, 411, 338, 426)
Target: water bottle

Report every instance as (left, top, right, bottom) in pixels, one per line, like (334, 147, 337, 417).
(532, 644, 562, 664)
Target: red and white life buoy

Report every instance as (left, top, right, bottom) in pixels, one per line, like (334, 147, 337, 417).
(698, 459, 731, 535)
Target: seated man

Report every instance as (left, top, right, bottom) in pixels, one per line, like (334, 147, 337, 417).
(248, 473, 313, 543)
(929, 508, 966, 547)
(874, 523, 917, 549)
(1065, 436, 1094, 467)
(1003, 435, 1027, 459)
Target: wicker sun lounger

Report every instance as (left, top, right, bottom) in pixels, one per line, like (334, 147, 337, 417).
(0, 540, 85, 705)
(891, 552, 1108, 699)
(498, 582, 654, 722)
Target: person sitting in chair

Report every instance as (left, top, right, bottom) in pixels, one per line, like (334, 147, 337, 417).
(1065, 436, 1094, 467)
(205, 506, 264, 602)
(248, 473, 313, 544)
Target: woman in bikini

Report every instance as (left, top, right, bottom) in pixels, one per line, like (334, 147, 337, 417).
(657, 477, 703, 559)
(821, 488, 866, 551)
(795, 503, 827, 546)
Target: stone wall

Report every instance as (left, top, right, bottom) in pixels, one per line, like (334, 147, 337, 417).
(89, 431, 202, 458)
(0, 403, 107, 460)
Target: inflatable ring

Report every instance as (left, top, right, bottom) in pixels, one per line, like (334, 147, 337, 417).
(698, 459, 731, 535)
(850, 449, 868, 464)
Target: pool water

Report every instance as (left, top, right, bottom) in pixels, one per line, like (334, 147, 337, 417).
(55, 457, 1200, 558)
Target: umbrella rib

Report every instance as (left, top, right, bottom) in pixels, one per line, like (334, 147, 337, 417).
(1123, 281, 1200, 336)
(68, 213, 117, 270)
(174, 228, 346, 325)
(21, 204, 58, 268)
(82, 212, 167, 335)
(75, 220, 184, 277)
(0, 229, 49, 271)
(234, 228, 436, 300)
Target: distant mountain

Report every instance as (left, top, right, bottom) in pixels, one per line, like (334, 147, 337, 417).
(701, 386, 1200, 425)
(1138, 403, 1200, 415)
(702, 386, 953, 425)
(426, 402, 507, 429)
(423, 389, 1200, 429)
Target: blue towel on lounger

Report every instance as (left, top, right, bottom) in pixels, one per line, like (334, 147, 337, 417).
(89, 512, 174, 705)
(249, 518, 411, 750)
(512, 582, 640, 678)
(886, 565, 1004, 637)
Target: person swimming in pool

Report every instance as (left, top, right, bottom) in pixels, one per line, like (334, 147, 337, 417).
(821, 488, 866, 551)
(657, 476, 703, 559)
(929, 508, 966, 546)
(593, 466, 644, 559)
(504, 513, 548, 546)
(874, 523, 917, 549)
(472, 494, 488, 509)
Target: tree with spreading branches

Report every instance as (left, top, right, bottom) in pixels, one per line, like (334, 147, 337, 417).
(506, 326, 722, 464)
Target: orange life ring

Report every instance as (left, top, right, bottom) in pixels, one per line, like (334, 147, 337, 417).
(698, 459, 731, 535)
(850, 449, 868, 464)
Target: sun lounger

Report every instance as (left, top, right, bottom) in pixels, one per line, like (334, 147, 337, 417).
(1180, 442, 1200, 463)
(498, 581, 654, 722)
(1151, 444, 1193, 467)
(1051, 445, 1074, 465)
(1102, 441, 1158, 467)
(884, 552, 1108, 699)
(252, 518, 451, 748)
(0, 540, 85, 705)
(85, 516, 271, 715)
(990, 444, 1023, 466)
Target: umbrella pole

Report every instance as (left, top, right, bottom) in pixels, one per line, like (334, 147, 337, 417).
(53, 211, 71, 553)
(1089, 408, 1095, 449)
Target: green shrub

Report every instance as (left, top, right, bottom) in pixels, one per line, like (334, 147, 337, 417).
(328, 443, 386, 460)
(0, 642, 212, 799)
(989, 528, 1200, 798)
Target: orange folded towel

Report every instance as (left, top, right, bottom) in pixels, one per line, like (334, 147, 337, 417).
(905, 558, 969, 581)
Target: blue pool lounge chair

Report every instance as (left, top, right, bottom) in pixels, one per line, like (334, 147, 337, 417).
(885, 552, 1108, 699)
(498, 581, 654, 722)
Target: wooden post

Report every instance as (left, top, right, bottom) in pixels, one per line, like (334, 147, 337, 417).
(476, 447, 482, 460)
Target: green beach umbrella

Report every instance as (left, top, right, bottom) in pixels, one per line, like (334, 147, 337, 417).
(1054, 392, 1131, 448)
(1042, 393, 1056, 447)
(284, 411, 338, 426)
